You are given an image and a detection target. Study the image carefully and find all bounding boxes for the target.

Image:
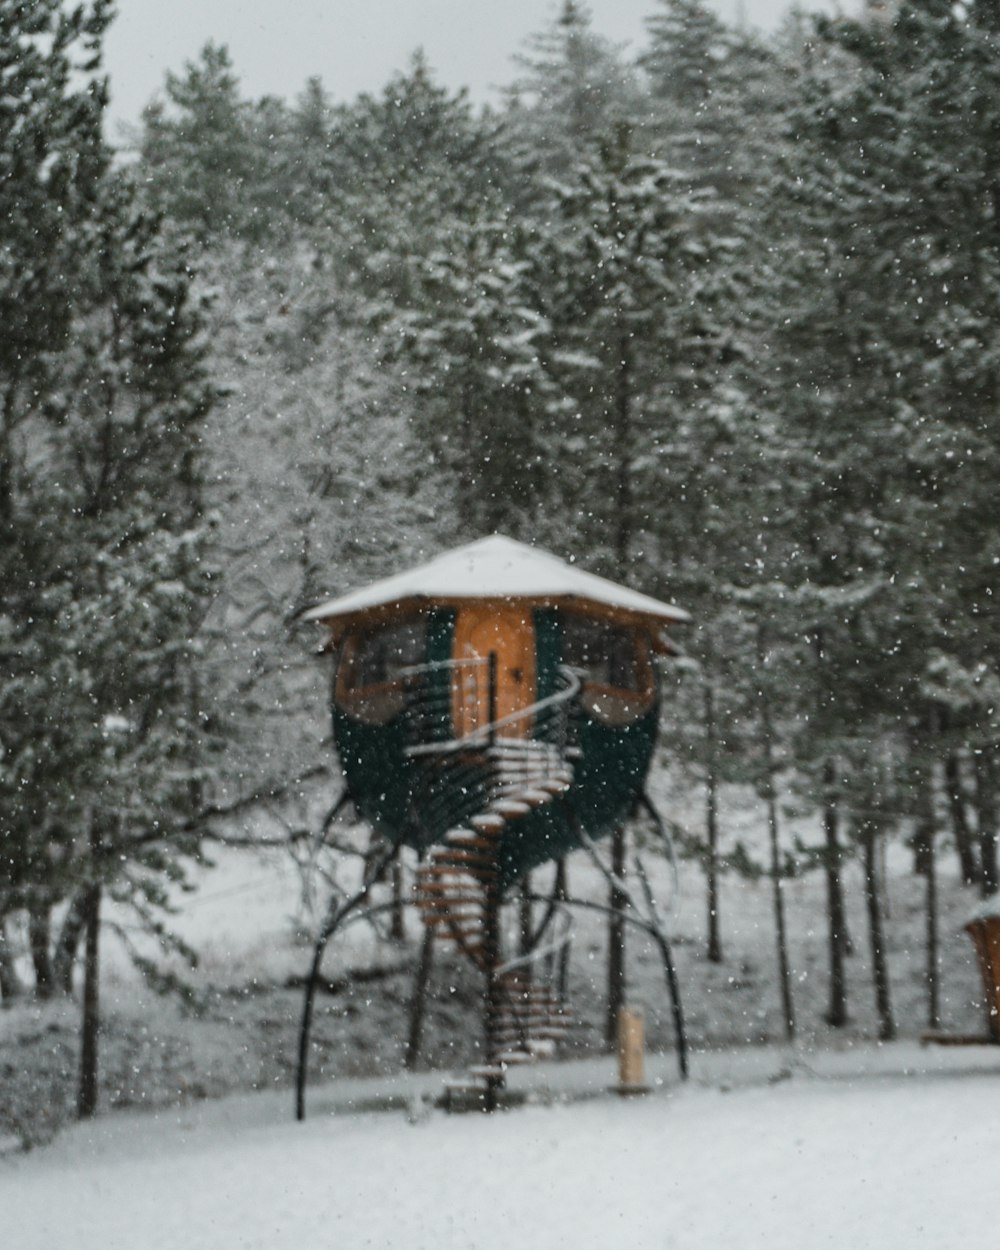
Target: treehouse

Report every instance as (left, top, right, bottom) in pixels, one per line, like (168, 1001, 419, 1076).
(299, 535, 689, 1110)
(304, 535, 688, 885)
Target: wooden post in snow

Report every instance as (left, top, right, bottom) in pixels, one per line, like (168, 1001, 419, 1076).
(616, 1006, 648, 1094)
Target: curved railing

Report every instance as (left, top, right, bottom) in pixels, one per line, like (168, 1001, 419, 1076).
(401, 661, 582, 757)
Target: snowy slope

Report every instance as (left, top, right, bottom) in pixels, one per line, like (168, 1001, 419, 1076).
(3, 1057, 997, 1250)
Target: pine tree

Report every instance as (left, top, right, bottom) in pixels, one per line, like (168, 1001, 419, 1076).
(529, 122, 744, 580)
(139, 42, 281, 243)
(504, 0, 642, 185)
(375, 203, 553, 537)
(0, 5, 222, 1108)
(316, 53, 510, 305)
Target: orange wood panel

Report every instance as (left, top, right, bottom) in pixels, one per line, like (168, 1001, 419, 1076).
(451, 606, 536, 738)
(966, 918, 1000, 1042)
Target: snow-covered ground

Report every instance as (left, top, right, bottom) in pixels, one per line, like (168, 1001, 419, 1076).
(4, 1044, 997, 1250)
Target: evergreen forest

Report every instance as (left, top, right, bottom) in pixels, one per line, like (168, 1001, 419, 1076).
(3, 0, 1000, 1131)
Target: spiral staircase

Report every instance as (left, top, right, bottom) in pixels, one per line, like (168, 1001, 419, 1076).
(405, 660, 580, 1106)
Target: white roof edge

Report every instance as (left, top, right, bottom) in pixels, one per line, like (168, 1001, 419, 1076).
(303, 535, 690, 625)
(967, 891, 1000, 924)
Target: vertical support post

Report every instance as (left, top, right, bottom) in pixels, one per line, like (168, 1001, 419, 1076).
(77, 880, 101, 1119)
(481, 874, 504, 1112)
(606, 825, 627, 1048)
(404, 924, 435, 1070)
(487, 651, 497, 748)
(617, 1006, 647, 1093)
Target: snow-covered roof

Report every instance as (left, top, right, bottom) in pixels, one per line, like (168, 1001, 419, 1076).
(304, 535, 689, 628)
(967, 892, 1000, 925)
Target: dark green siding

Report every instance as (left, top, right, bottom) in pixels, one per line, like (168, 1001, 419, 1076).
(533, 609, 561, 704)
(332, 604, 658, 883)
(332, 609, 455, 847)
(496, 704, 658, 886)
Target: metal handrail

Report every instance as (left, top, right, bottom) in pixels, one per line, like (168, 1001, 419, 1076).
(403, 663, 581, 757)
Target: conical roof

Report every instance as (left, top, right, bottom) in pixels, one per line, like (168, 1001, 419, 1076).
(304, 535, 689, 631)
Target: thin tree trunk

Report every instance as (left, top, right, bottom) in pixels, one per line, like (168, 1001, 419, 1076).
(944, 753, 980, 885)
(28, 901, 53, 999)
(518, 873, 533, 959)
(915, 756, 940, 1030)
(822, 759, 848, 1026)
(389, 848, 406, 943)
(925, 823, 939, 1031)
(757, 629, 794, 1041)
(606, 825, 627, 1048)
(77, 880, 102, 1119)
(403, 925, 435, 1072)
(974, 751, 999, 896)
(878, 834, 891, 921)
(53, 889, 89, 994)
(861, 822, 895, 1041)
(704, 681, 722, 964)
(0, 913, 23, 1003)
(767, 786, 795, 1041)
(612, 327, 633, 573)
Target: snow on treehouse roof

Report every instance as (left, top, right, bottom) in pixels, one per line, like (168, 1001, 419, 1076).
(303, 535, 690, 629)
(966, 892, 1000, 925)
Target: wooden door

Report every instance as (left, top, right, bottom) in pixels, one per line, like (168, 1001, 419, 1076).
(452, 606, 536, 738)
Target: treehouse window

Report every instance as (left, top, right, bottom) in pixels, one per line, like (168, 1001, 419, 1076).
(337, 616, 426, 723)
(561, 613, 654, 725)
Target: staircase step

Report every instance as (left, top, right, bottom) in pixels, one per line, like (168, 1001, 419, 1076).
(415, 876, 480, 891)
(534, 778, 571, 795)
(421, 906, 481, 920)
(432, 864, 495, 877)
(492, 799, 531, 817)
(495, 1023, 571, 1040)
(493, 1021, 570, 1037)
(493, 1010, 573, 1025)
(415, 899, 483, 914)
(434, 850, 496, 866)
(469, 814, 506, 834)
(416, 873, 480, 888)
(518, 789, 557, 805)
(449, 831, 499, 847)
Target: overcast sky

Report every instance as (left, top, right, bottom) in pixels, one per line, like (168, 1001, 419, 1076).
(103, 0, 837, 134)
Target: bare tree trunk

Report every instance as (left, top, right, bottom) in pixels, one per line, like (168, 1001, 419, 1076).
(757, 630, 794, 1041)
(28, 901, 53, 999)
(915, 760, 940, 1029)
(925, 822, 939, 1031)
(606, 825, 627, 1048)
(77, 880, 101, 1119)
(518, 873, 533, 959)
(767, 786, 795, 1041)
(944, 753, 980, 886)
(822, 759, 848, 1026)
(389, 848, 406, 943)
(403, 925, 435, 1071)
(704, 681, 722, 964)
(861, 822, 895, 1041)
(53, 889, 89, 994)
(0, 912, 23, 1003)
(974, 751, 999, 896)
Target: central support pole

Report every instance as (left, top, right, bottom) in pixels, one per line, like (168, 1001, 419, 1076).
(482, 876, 504, 1112)
(482, 649, 503, 1111)
(606, 824, 627, 1047)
